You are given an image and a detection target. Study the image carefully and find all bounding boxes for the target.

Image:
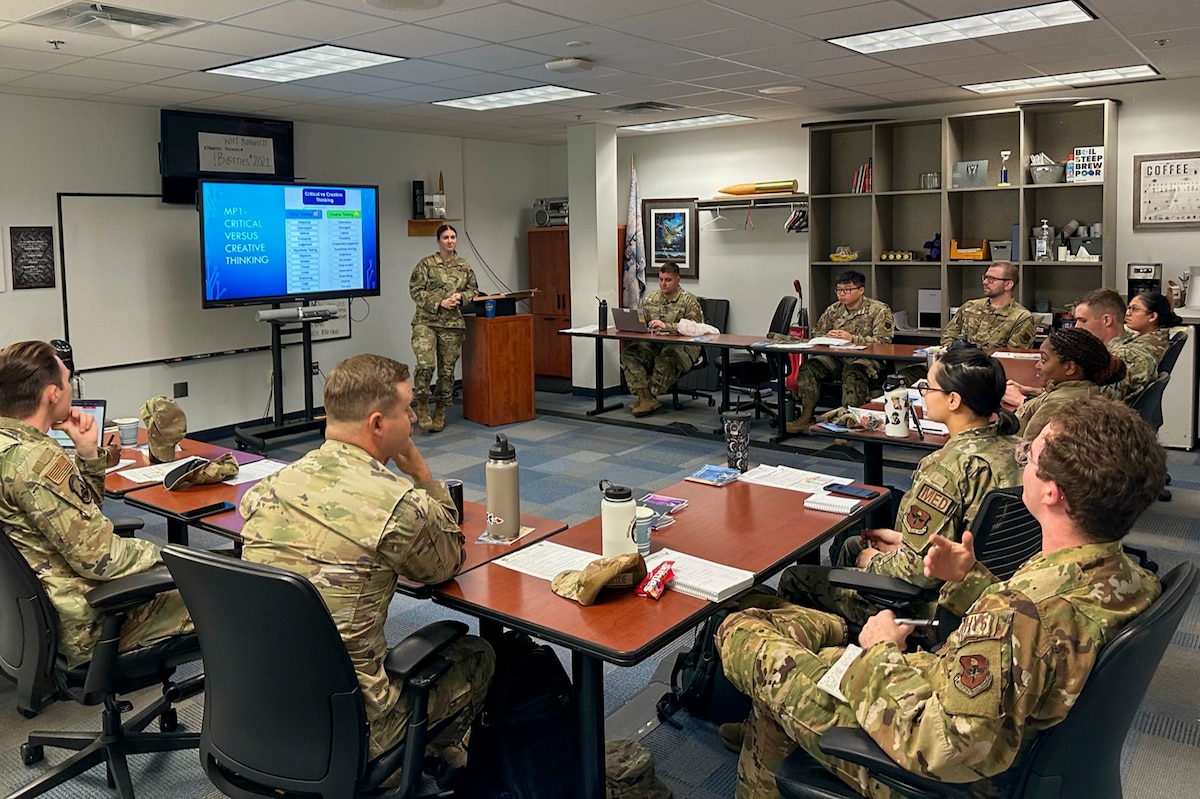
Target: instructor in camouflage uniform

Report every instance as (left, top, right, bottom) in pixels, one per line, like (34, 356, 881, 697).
(779, 349, 1022, 628)
(0, 340, 192, 668)
(792, 271, 893, 432)
(1073, 288, 1166, 402)
(719, 396, 1163, 798)
(240, 353, 493, 765)
(620, 262, 704, 418)
(410, 224, 478, 433)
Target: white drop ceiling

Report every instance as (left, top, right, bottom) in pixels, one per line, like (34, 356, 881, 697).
(0, 0, 1196, 145)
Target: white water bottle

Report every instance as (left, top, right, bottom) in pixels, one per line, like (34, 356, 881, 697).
(485, 434, 520, 541)
(882, 375, 911, 438)
(599, 480, 638, 558)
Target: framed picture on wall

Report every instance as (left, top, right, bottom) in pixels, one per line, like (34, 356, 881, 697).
(642, 198, 699, 279)
(1133, 151, 1200, 231)
(9, 226, 56, 290)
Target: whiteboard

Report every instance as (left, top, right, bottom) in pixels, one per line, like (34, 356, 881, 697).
(59, 194, 349, 370)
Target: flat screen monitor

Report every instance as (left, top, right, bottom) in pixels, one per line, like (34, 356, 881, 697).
(199, 180, 381, 308)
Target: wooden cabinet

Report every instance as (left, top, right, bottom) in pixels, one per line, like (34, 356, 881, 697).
(528, 227, 572, 377)
(463, 315, 535, 426)
(808, 101, 1117, 330)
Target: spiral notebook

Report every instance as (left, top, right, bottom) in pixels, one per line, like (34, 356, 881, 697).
(643, 549, 755, 603)
(803, 494, 860, 515)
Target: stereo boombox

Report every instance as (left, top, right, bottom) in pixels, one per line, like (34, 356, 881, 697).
(533, 197, 568, 227)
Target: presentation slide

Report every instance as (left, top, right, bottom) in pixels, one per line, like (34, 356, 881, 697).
(201, 181, 379, 304)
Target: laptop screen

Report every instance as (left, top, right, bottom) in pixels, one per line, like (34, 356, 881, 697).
(48, 399, 107, 451)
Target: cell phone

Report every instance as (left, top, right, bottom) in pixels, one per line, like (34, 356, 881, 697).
(823, 483, 880, 500)
(180, 501, 236, 520)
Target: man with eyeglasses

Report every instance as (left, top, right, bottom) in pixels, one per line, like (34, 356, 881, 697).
(718, 397, 1163, 797)
(942, 262, 1036, 349)
(790, 270, 894, 433)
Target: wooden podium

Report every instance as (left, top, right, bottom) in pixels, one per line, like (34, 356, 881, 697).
(463, 314, 535, 426)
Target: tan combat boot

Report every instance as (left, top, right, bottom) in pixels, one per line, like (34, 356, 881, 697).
(430, 403, 448, 433)
(416, 399, 433, 431)
(630, 389, 661, 418)
(786, 408, 815, 435)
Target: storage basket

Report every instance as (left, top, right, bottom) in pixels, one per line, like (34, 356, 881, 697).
(1029, 164, 1065, 184)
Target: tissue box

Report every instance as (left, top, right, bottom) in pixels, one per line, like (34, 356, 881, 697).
(990, 240, 1012, 260)
(949, 239, 990, 260)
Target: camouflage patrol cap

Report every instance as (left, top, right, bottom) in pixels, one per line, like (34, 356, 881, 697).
(605, 739, 671, 799)
(163, 453, 239, 490)
(139, 396, 186, 463)
(551, 553, 648, 606)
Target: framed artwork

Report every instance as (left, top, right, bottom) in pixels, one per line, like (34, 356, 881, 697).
(642, 198, 699, 279)
(1134, 152, 1200, 231)
(9, 226, 56, 290)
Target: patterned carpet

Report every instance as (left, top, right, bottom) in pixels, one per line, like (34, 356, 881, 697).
(2, 392, 1196, 798)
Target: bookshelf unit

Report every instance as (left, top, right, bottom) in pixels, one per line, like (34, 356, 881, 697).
(807, 100, 1117, 329)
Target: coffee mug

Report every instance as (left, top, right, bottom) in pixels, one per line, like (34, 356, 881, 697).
(446, 479, 465, 524)
(113, 418, 140, 447)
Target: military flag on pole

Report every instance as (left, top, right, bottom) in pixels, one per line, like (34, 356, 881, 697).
(622, 158, 646, 308)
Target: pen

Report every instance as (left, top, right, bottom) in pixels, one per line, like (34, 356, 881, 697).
(909, 402, 924, 440)
(895, 618, 939, 627)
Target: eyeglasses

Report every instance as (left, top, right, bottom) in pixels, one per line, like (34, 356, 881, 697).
(981, 275, 1011, 284)
(1126, 305, 1147, 314)
(1015, 439, 1035, 467)
(913, 379, 951, 396)
(834, 286, 862, 295)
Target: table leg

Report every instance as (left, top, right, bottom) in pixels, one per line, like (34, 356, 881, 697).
(769, 351, 790, 444)
(478, 618, 504, 644)
(719, 348, 731, 413)
(166, 518, 189, 546)
(572, 651, 605, 799)
(862, 441, 884, 486)
(587, 336, 623, 417)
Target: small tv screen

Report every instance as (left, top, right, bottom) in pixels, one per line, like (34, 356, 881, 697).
(199, 180, 381, 308)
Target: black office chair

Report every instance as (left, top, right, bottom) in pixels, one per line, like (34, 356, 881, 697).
(724, 296, 798, 420)
(667, 297, 730, 410)
(0, 528, 202, 799)
(827, 487, 1041, 641)
(776, 560, 1197, 799)
(1156, 329, 1187, 375)
(161, 545, 469, 799)
(1127, 371, 1173, 502)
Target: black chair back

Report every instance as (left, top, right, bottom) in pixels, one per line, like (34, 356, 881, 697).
(1129, 371, 1170, 431)
(1157, 330, 1187, 375)
(969, 487, 1043, 582)
(0, 528, 62, 716)
(769, 296, 799, 336)
(162, 546, 369, 797)
(1012, 561, 1197, 799)
(677, 297, 730, 394)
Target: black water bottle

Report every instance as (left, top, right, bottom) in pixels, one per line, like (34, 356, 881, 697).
(598, 299, 608, 331)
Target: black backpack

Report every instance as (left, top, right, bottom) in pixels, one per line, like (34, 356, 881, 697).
(461, 631, 580, 798)
(656, 586, 780, 725)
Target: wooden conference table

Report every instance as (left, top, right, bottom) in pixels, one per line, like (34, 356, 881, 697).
(560, 326, 925, 441)
(104, 431, 263, 498)
(809, 351, 1042, 485)
(434, 476, 890, 799)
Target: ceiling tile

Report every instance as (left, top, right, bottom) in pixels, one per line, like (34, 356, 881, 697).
(8, 72, 128, 95)
(426, 44, 547, 72)
(650, 58, 757, 82)
(0, 23, 136, 57)
(337, 25, 486, 58)
(671, 24, 805, 57)
(311, 0, 501, 24)
(151, 70, 269, 93)
(370, 84, 474, 103)
(50, 58, 184, 83)
(0, 46, 84, 72)
(909, 53, 1029, 78)
(242, 84, 349, 102)
(287, 73, 403, 95)
(512, 0, 694, 26)
(780, 1, 931, 39)
(507, 25, 653, 58)
(228, 1, 400, 41)
(99, 42, 236, 70)
(181, 94, 299, 113)
(604, 3, 748, 41)
(432, 74, 540, 94)
(0, 67, 33, 82)
(95, 1, 285, 23)
(103, 84, 222, 104)
(708, 0, 878, 22)
(416, 4, 579, 43)
(725, 40, 847, 69)
(361, 59, 482, 84)
(157, 24, 314, 58)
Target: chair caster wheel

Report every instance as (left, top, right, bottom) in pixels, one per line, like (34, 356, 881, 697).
(18, 708, 38, 719)
(21, 743, 44, 766)
(159, 708, 179, 732)
(707, 398, 715, 406)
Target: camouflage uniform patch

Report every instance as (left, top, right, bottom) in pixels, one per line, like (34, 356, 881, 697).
(796, 297, 894, 413)
(620, 288, 704, 395)
(725, 542, 1160, 797)
(0, 417, 191, 668)
(240, 438, 492, 759)
(409, 253, 478, 406)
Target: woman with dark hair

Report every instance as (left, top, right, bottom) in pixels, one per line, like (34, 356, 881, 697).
(1012, 328, 1125, 440)
(409, 223, 478, 433)
(779, 347, 1023, 618)
(1123, 291, 1180, 363)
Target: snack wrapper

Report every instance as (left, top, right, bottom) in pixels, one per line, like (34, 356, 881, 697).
(636, 560, 675, 600)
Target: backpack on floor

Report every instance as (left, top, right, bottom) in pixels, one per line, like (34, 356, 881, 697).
(656, 586, 781, 725)
(461, 630, 580, 799)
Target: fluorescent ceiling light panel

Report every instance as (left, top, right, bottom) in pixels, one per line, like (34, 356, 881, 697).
(433, 85, 595, 110)
(207, 46, 403, 83)
(620, 114, 753, 132)
(830, 1, 1091, 53)
(963, 64, 1158, 93)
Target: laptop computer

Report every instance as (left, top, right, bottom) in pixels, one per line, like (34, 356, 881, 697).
(610, 307, 651, 332)
(48, 399, 107, 451)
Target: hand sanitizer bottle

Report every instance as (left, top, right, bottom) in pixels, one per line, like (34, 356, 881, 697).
(1035, 219, 1052, 262)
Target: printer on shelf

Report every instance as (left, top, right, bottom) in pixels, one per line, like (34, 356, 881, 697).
(533, 197, 568, 227)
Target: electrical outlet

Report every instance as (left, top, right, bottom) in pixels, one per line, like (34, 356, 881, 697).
(173, 381, 188, 399)
(311, 361, 320, 376)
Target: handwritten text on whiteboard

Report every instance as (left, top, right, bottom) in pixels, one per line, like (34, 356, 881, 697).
(197, 132, 276, 174)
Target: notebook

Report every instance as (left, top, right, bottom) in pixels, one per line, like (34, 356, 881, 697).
(803, 493, 860, 515)
(48, 399, 106, 451)
(644, 549, 755, 603)
(610, 306, 650, 332)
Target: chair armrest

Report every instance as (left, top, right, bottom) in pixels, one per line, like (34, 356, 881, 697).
(110, 516, 146, 538)
(827, 569, 927, 602)
(384, 620, 467, 680)
(818, 728, 972, 798)
(85, 568, 177, 613)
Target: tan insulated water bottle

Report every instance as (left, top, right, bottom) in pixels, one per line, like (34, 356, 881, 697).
(485, 434, 520, 540)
